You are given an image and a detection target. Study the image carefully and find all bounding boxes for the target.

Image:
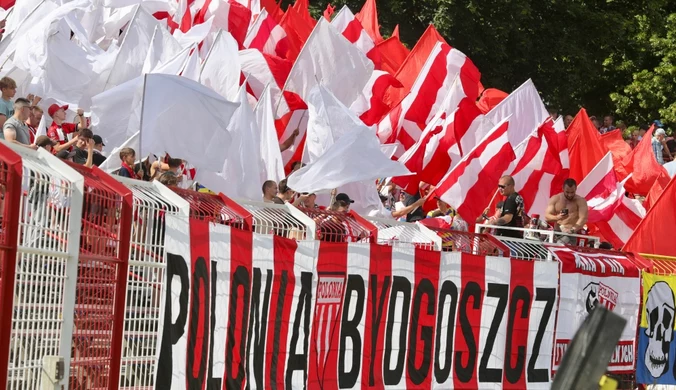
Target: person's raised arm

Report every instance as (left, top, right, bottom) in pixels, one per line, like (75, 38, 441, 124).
(280, 128, 299, 152)
(544, 195, 560, 223)
(75, 108, 86, 130)
(84, 139, 94, 168)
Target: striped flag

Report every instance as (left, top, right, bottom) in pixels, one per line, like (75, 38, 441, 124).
(433, 119, 516, 223)
(577, 152, 646, 248)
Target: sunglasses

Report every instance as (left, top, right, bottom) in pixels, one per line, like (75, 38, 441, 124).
(498, 184, 507, 189)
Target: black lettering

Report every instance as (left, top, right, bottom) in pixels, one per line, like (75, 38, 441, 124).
(187, 257, 209, 389)
(455, 281, 481, 383)
(479, 283, 508, 383)
(226, 266, 251, 389)
(407, 279, 435, 385)
(434, 280, 459, 384)
(368, 275, 391, 386)
(286, 272, 313, 389)
(270, 270, 288, 390)
(505, 286, 530, 384)
(528, 287, 556, 383)
(339, 275, 365, 388)
(207, 261, 221, 390)
(156, 253, 189, 389)
(384, 276, 411, 386)
(246, 268, 272, 390)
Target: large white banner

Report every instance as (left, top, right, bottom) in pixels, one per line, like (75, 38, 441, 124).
(549, 246, 641, 373)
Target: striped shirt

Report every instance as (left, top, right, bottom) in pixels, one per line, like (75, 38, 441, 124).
(653, 137, 664, 165)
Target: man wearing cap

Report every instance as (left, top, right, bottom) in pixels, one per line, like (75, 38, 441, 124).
(91, 135, 107, 166)
(335, 193, 354, 209)
(47, 104, 86, 149)
(653, 128, 672, 165)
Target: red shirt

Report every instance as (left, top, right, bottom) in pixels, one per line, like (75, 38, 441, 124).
(47, 122, 77, 146)
(25, 123, 36, 144)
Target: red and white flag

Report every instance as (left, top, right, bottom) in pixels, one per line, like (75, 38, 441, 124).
(330, 5, 381, 67)
(577, 152, 646, 248)
(349, 70, 402, 126)
(194, 0, 252, 48)
(377, 41, 480, 154)
(243, 8, 289, 57)
(392, 75, 482, 192)
(433, 118, 516, 222)
(511, 119, 567, 215)
(577, 153, 629, 223)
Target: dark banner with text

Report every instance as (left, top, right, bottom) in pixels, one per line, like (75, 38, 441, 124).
(156, 215, 558, 389)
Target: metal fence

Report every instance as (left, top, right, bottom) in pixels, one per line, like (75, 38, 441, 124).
(0, 143, 84, 390)
(113, 178, 189, 389)
(65, 163, 133, 390)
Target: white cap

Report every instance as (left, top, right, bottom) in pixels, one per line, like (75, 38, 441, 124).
(655, 128, 667, 136)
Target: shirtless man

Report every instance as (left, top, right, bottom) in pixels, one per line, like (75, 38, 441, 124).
(545, 178, 589, 234)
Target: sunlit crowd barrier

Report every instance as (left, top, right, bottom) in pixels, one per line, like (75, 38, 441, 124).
(0, 140, 668, 389)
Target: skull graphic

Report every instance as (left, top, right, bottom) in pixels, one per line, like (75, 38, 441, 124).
(644, 281, 675, 378)
(583, 282, 599, 314)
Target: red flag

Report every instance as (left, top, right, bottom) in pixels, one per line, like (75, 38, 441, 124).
(623, 176, 676, 256)
(476, 88, 508, 114)
(433, 120, 516, 222)
(616, 126, 670, 195)
(375, 36, 409, 75)
(355, 0, 384, 43)
(0, 0, 15, 9)
(384, 25, 447, 106)
(260, 0, 284, 22)
(292, 0, 316, 27)
(279, 6, 313, 61)
(566, 108, 607, 183)
(392, 24, 400, 39)
(643, 169, 671, 211)
(323, 4, 335, 20)
(600, 129, 632, 167)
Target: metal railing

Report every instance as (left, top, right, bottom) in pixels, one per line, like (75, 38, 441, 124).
(364, 216, 441, 250)
(237, 200, 316, 240)
(474, 224, 601, 261)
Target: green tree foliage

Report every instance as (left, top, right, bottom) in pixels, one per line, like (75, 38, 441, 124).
(281, 0, 674, 126)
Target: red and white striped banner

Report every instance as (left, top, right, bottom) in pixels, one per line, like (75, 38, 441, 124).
(158, 214, 559, 389)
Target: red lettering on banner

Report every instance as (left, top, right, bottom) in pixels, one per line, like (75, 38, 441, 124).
(597, 282, 618, 311)
(454, 254, 485, 389)
(362, 243, 393, 388)
(608, 341, 635, 368)
(407, 247, 440, 389)
(503, 259, 534, 389)
(265, 236, 298, 389)
(224, 227, 253, 389)
(187, 219, 211, 390)
(307, 242, 347, 389)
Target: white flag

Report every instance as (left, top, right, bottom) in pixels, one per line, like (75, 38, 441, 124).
(139, 74, 239, 172)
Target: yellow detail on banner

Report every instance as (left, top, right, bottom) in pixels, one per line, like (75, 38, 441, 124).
(640, 272, 676, 329)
